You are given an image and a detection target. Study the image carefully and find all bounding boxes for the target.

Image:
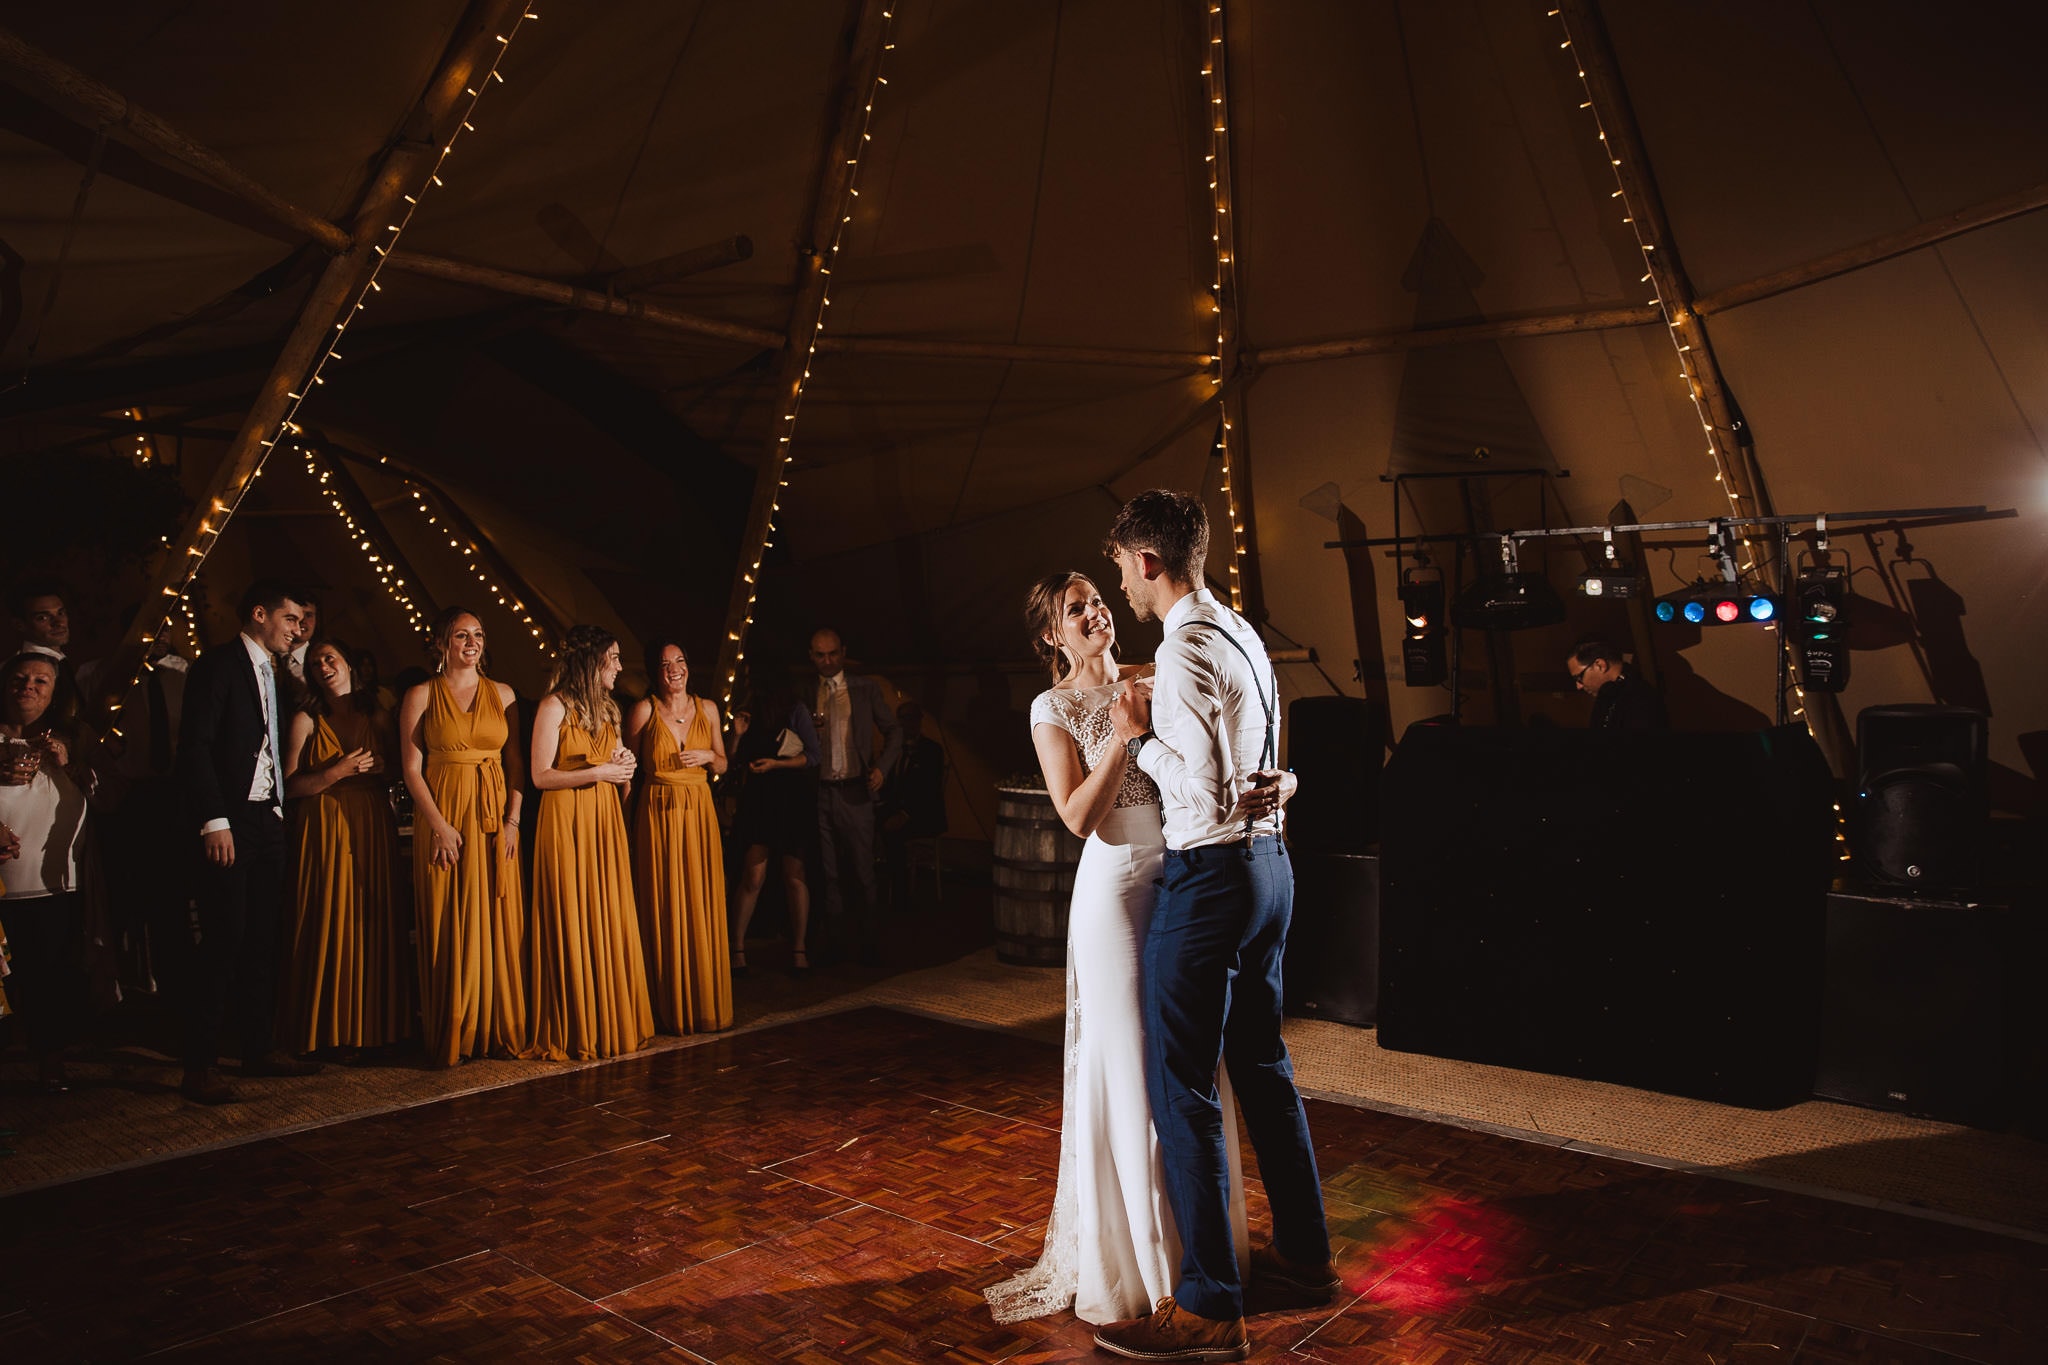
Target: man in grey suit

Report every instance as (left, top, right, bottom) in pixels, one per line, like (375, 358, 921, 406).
(809, 627, 901, 965)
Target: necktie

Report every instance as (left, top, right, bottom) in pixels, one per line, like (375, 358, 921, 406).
(260, 656, 282, 808)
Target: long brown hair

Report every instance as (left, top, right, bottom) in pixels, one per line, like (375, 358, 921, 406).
(549, 624, 621, 733)
(1023, 571, 1114, 685)
(429, 606, 488, 676)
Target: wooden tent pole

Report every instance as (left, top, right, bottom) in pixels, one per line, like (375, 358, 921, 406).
(385, 250, 784, 349)
(1250, 306, 1661, 365)
(1694, 177, 2048, 316)
(1206, 0, 1264, 621)
(604, 234, 754, 293)
(316, 432, 572, 652)
(714, 0, 893, 703)
(0, 23, 352, 254)
(1556, 0, 1771, 548)
(1555, 0, 1851, 767)
(89, 0, 531, 732)
(302, 445, 442, 639)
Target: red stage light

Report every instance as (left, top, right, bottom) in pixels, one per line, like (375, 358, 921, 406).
(1714, 599, 1742, 623)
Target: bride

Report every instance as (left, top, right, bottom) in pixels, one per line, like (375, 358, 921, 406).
(986, 571, 1288, 1326)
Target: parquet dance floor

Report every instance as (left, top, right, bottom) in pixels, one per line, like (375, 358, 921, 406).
(1, 1008, 2041, 1363)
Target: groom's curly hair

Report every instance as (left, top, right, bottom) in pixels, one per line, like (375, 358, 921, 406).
(1103, 489, 1209, 584)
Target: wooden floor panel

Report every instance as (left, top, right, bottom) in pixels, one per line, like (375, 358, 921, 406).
(1, 1006, 2039, 1363)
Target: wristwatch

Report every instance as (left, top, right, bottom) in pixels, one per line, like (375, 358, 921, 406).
(1125, 731, 1154, 762)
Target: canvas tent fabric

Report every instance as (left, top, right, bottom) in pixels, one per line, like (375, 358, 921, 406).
(1, 0, 2043, 812)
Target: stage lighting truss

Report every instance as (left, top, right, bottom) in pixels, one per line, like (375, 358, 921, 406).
(1652, 582, 1782, 626)
(1793, 560, 1851, 691)
(1399, 563, 1447, 687)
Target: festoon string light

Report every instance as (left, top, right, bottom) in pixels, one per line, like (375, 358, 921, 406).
(300, 445, 432, 640)
(405, 486, 558, 660)
(104, 10, 540, 739)
(1203, 0, 1248, 611)
(720, 6, 900, 712)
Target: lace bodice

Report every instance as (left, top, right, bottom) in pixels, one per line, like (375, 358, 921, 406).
(1029, 684, 1159, 810)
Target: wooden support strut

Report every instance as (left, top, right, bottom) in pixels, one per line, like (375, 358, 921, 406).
(385, 250, 784, 349)
(714, 0, 893, 700)
(89, 0, 531, 729)
(1556, 1, 1772, 556)
(0, 23, 352, 254)
(1207, 0, 1264, 621)
(302, 445, 442, 637)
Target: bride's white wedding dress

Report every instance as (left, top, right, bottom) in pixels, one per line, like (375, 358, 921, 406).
(986, 681, 1249, 1326)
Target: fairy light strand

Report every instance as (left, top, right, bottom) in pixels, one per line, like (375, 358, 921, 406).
(301, 446, 432, 640)
(1548, 6, 1818, 744)
(406, 488, 558, 660)
(105, 11, 538, 736)
(721, 6, 900, 710)
(1204, 0, 1247, 611)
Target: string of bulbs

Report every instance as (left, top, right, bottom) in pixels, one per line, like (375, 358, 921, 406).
(406, 487, 559, 660)
(1203, 0, 1248, 612)
(720, 6, 900, 712)
(301, 446, 432, 640)
(103, 9, 538, 739)
(1548, 6, 1830, 770)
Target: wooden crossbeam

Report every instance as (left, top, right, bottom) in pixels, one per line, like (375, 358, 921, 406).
(88, 0, 531, 734)
(0, 23, 352, 253)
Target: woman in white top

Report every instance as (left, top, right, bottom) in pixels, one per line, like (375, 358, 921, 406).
(986, 573, 1287, 1326)
(0, 652, 93, 1091)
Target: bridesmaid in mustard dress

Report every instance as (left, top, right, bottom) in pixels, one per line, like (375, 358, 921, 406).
(281, 639, 408, 1052)
(622, 639, 731, 1034)
(530, 625, 654, 1061)
(399, 608, 534, 1066)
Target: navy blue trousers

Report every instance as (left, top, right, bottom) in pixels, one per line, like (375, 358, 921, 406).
(1143, 834, 1329, 1321)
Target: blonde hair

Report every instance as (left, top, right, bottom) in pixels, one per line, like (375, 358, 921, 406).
(548, 624, 621, 733)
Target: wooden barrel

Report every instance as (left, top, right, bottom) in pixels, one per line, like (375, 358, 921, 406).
(992, 785, 1085, 966)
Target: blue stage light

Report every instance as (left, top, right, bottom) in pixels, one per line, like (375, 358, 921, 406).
(1682, 601, 1707, 624)
(1748, 596, 1776, 621)
(1655, 601, 1676, 623)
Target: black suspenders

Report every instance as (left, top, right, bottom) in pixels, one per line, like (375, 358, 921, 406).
(1175, 607, 1278, 851)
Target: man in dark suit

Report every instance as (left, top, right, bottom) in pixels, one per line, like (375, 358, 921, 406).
(808, 627, 901, 965)
(174, 580, 320, 1103)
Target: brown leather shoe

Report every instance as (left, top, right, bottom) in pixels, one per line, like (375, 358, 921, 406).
(180, 1069, 242, 1106)
(241, 1052, 323, 1078)
(1092, 1298, 1248, 1362)
(1248, 1244, 1340, 1308)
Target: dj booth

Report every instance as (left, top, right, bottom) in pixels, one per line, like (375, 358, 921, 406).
(1372, 724, 1838, 1109)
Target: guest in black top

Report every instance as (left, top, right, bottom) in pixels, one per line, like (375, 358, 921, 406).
(1566, 636, 1668, 730)
(173, 580, 322, 1104)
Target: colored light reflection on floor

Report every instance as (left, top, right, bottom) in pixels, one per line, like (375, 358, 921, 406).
(1320, 1160, 1531, 1311)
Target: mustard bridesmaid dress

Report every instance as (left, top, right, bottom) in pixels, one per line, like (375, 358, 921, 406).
(416, 676, 534, 1065)
(284, 714, 409, 1050)
(633, 698, 732, 1033)
(532, 716, 655, 1061)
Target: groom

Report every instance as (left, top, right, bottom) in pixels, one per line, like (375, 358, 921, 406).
(1100, 490, 1334, 1362)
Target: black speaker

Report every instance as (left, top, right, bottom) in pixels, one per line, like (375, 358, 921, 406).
(1284, 852, 1378, 1027)
(1378, 724, 1836, 1108)
(1852, 705, 1987, 890)
(1816, 887, 2039, 1128)
(1284, 697, 1382, 854)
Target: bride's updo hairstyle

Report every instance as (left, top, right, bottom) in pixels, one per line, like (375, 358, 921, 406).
(1024, 570, 1116, 685)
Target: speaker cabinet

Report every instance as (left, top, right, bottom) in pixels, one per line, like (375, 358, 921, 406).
(1284, 697, 1383, 854)
(1284, 851, 1379, 1027)
(1852, 705, 1987, 890)
(1816, 887, 2039, 1128)
(1379, 724, 1836, 1108)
